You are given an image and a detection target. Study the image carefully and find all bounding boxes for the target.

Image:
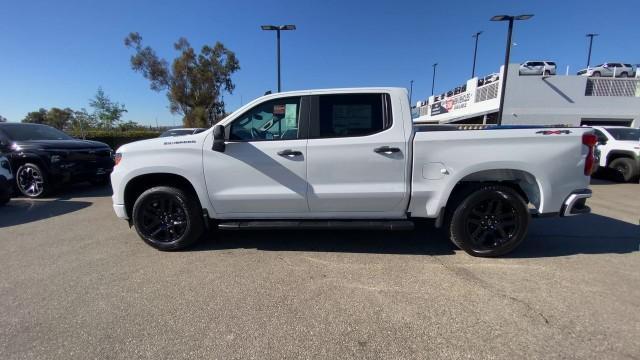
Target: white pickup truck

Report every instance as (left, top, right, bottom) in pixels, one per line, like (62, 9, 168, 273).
(111, 88, 596, 257)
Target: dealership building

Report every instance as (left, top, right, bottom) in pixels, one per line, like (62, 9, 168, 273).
(413, 64, 640, 128)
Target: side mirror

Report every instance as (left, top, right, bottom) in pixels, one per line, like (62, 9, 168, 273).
(212, 125, 226, 152)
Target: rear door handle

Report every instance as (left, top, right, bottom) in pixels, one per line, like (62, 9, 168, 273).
(374, 146, 401, 154)
(277, 149, 303, 157)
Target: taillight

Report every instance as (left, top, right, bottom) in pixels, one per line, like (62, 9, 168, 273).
(114, 153, 122, 166)
(582, 133, 597, 176)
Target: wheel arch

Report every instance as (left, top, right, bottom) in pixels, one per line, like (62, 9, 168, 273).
(443, 169, 541, 215)
(606, 150, 636, 166)
(10, 153, 49, 176)
(123, 173, 203, 222)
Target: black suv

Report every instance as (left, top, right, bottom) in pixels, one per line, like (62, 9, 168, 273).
(0, 123, 114, 197)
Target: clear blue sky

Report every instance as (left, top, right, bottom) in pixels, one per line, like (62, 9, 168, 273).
(0, 0, 636, 125)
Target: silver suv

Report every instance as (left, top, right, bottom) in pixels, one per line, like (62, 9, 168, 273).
(577, 63, 634, 77)
(519, 61, 557, 76)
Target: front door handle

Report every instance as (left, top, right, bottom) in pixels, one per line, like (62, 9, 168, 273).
(374, 146, 401, 154)
(278, 149, 303, 157)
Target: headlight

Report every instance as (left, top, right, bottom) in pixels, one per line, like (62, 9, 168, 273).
(0, 160, 9, 171)
(50, 155, 62, 163)
(114, 153, 122, 166)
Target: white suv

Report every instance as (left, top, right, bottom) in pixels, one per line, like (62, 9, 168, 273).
(577, 63, 634, 77)
(519, 61, 557, 76)
(591, 126, 640, 182)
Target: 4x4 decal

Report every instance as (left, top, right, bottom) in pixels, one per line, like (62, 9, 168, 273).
(536, 130, 572, 135)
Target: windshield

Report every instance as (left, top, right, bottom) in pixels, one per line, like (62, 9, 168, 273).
(605, 128, 640, 141)
(160, 129, 194, 137)
(0, 124, 74, 141)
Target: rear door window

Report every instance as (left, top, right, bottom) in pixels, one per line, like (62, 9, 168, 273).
(312, 94, 390, 138)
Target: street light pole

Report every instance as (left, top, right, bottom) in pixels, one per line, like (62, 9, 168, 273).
(586, 33, 598, 67)
(471, 31, 483, 78)
(261, 24, 296, 92)
(431, 63, 438, 96)
(276, 29, 281, 92)
(409, 80, 414, 106)
(491, 14, 533, 125)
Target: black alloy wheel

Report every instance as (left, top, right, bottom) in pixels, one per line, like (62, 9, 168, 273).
(449, 185, 529, 257)
(465, 197, 519, 250)
(139, 195, 188, 242)
(132, 186, 204, 250)
(609, 158, 638, 182)
(16, 163, 46, 198)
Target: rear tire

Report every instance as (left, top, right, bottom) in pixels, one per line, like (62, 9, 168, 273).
(448, 185, 530, 257)
(544, 70, 551, 76)
(609, 158, 639, 182)
(592, 71, 601, 77)
(619, 72, 628, 78)
(132, 186, 204, 251)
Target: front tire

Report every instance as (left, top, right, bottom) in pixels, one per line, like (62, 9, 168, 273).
(609, 158, 639, 182)
(16, 163, 48, 198)
(132, 186, 204, 251)
(448, 185, 530, 257)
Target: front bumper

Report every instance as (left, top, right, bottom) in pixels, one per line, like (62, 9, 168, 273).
(50, 160, 114, 184)
(113, 203, 128, 220)
(560, 189, 592, 217)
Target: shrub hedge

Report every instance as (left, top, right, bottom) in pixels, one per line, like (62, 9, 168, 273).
(69, 130, 161, 149)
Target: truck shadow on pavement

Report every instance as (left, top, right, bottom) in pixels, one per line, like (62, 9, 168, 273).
(193, 213, 638, 258)
(0, 183, 111, 228)
(0, 199, 92, 228)
(194, 223, 457, 256)
(510, 213, 639, 258)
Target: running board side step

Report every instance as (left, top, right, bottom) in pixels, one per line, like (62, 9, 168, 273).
(217, 220, 414, 231)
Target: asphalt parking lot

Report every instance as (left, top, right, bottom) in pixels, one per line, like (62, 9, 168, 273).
(0, 180, 638, 359)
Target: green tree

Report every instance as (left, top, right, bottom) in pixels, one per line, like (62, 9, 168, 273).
(124, 32, 240, 127)
(22, 108, 48, 125)
(117, 120, 145, 132)
(68, 108, 98, 136)
(45, 108, 74, 130)
(89, 87, 127, 129)
(22, 108, 74, 130)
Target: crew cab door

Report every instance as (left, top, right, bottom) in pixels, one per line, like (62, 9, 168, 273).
(202, 96, 310, 216)
(305, 93, 409, 216)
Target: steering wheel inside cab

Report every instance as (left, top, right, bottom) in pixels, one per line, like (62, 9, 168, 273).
(250, 127, 265, 140)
